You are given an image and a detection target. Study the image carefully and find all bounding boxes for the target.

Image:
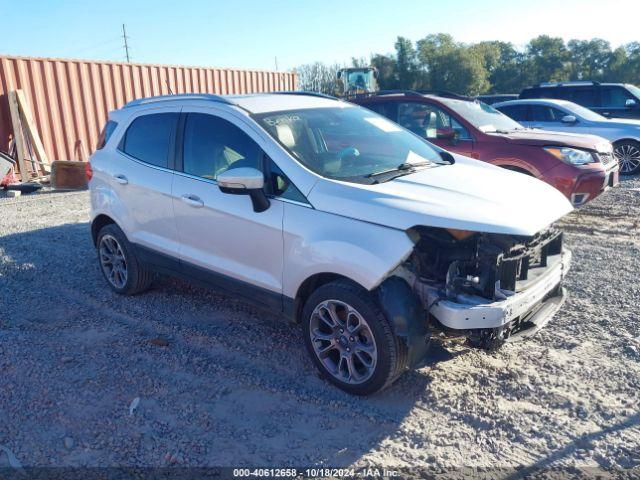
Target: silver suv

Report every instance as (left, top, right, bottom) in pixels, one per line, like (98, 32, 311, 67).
(88, 93, 573, 395)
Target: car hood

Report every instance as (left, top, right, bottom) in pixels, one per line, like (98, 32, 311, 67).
(490, 129, 609, 151)
(308, 155, 573, 237)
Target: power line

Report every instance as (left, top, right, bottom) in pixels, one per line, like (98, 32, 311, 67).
(122, 24, 130, 62)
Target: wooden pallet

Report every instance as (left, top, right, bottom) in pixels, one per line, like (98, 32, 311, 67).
(8, 89, 50, 182)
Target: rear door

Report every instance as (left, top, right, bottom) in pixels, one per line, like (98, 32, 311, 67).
(171, 107, 284, 307)
(112, 107, 181, 263)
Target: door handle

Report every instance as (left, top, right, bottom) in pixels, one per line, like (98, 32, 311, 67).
(113, 174, 128, 185)
(180, 194, 204, 208)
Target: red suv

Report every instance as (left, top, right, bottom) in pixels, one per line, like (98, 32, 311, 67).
(350, 91, 619, 206)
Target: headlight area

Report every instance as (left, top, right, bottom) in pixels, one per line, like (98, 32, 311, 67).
(391, 226, 570, 350)
(544, 146, 597, 166)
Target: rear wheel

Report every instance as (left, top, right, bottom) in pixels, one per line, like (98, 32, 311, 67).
(96, 224, 153, 295)
(613, 140, 640, 175)
(301, 280, 408, 395)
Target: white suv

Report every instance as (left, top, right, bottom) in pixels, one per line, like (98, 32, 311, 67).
(89, 93, 573, 395)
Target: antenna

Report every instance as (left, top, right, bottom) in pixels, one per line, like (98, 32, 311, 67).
(122, 24, 130, 62)
(166, 79, 174, 95)
(274, 56, 278, 71)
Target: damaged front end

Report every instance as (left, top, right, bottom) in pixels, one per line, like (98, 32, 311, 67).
(381, 225, 571, 358)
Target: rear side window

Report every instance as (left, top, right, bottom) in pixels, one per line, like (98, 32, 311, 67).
(120, 113, 178, 168)
(570, 88, 598, 107)
(96, 121, 118, 150)
(499, 104, 529, 121)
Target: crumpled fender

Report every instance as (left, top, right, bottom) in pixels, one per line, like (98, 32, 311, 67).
(376, 276, 431, 368)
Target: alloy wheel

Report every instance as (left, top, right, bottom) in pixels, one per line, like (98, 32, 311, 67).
(614, 143, 640, 174)
(308, 299, 378, 384)
(99, 234, 128, 289)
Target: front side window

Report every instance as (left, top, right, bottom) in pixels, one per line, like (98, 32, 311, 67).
(254, 106, 446, 183)
(398, 102, 471, 140)
(531, 105, 566, 122)
(120, 113, 178, 168)
(268, 160, 307, 203)
(182, 113, 262, 180)
(601, 87, 634, 108)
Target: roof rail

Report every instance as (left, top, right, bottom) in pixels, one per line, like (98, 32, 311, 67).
(123, 93, 234, 108)
(416, 89, 473, 101)
(344, 90, 423, 101)
(537, 80, 601, 88)
(273, 91, 339, 100)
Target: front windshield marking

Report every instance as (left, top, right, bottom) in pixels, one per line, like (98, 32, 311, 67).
(254, 106, 445, 183)
(443, 99, 523, 132)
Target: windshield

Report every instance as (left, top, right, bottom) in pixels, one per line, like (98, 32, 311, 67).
(564, 102, 606, 121)
(441, 99, 523, 132)
(626, 84, 640, 100)
(254, 106, 446, 183)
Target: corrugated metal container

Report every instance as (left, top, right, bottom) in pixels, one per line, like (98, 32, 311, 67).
(0, 55, 298, 174)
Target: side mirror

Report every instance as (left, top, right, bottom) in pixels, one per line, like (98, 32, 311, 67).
(217, 167, 270, 213)
(561, 115, 577, 124)
(625, 99, 637, 108)
(436, 127, 459, 144)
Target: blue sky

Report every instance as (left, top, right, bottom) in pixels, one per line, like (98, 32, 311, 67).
(2, 0, 638, 71)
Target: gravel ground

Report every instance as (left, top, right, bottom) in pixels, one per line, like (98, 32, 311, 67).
(0, 179, 639, 475)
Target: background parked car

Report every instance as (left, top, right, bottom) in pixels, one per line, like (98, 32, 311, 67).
(351, 91, 618, 206)
(519, 81, 640, 120)
(495, 98, 640, 175)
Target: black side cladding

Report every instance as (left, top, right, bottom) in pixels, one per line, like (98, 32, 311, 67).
(376, 276, 431, 368)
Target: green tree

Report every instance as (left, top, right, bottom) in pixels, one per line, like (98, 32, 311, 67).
(394, 36, 421, 89)
(417, 34, 489, 95)
(567, 38, 612, 80)
(525, 35, 570, 83)
(370, 53, 398, 89)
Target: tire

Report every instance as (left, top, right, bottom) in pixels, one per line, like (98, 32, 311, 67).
(96, 223, 153, 295)
(613, 140, 640, 175)
(301, 280, 408, 395)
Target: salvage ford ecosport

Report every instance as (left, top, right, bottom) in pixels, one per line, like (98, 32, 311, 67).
(89, 92, 573, 395)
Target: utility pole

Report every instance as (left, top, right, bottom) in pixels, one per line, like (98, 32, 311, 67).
(122, 24, 130, 62)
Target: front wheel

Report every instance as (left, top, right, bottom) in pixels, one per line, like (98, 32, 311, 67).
(301, 280, 408, 395)
(614, 140, 640, 175)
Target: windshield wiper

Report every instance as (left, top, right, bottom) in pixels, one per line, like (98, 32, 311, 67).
(366, 161, 429, 179)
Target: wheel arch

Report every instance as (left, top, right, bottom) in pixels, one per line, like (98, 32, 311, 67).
(292, 272, 364, 323)
(613, 138, 640, 147)
(91, 214, 118, 246)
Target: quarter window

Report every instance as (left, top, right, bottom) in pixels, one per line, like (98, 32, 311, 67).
(182, 113, 262, 180)
(120, 113, 178, 168)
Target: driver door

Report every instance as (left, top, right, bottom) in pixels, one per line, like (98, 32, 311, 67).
(397, 102, 474, 157)
(171, 107, 284, 308)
